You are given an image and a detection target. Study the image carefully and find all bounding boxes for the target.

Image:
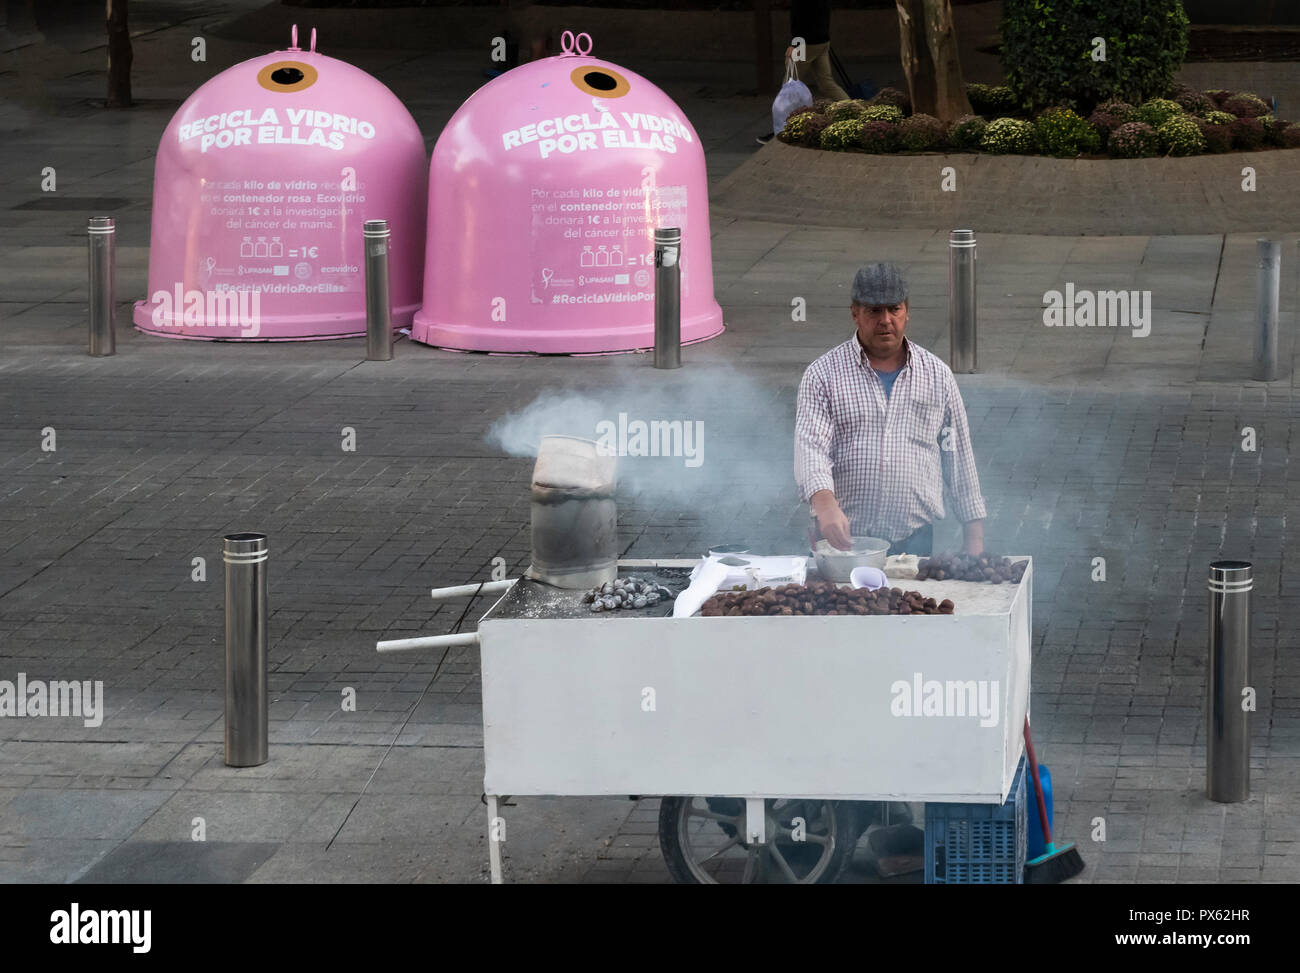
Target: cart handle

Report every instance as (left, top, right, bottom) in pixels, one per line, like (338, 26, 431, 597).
(376, 632, 480, 654)
(430, 579, 517, 601)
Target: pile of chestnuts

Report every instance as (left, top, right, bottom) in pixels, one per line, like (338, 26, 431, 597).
(699, 581, 954, 617)
(915, 553, 1026, 584)
(583, 576, 674, 612)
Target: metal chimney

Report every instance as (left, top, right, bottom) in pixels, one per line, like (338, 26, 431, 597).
(525, 436, 617, 589)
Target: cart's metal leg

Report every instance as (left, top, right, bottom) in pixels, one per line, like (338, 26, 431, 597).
(487, 794, 503, 885)
(745, 798, 766, 845)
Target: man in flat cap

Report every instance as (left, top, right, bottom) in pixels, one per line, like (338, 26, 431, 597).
(795, 262, 986, 556)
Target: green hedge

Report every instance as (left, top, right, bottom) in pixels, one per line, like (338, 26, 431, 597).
(1001, 0, 1190, 113)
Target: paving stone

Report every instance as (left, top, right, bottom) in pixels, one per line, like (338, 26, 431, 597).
(75, 840, 279, 883)
(0, 788, 171, 841)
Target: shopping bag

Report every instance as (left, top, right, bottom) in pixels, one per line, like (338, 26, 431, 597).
(772, 59, 813, 135)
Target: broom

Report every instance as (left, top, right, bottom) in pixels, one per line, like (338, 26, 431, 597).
(1023, 717, 1085, 883)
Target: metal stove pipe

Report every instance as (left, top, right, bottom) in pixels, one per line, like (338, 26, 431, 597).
(526, 436, 617, 589)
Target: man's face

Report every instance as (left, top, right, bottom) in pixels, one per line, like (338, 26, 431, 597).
(852, 300, 908, 358)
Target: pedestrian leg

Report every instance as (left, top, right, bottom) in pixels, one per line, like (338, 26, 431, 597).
(805, 42, 849, 101)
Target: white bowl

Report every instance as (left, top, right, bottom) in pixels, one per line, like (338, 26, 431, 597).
(850, 566, 888, 590)
(813, 536, 890, 582)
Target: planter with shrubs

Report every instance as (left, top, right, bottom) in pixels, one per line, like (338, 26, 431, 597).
(773, 1, 1290, 162)
(772, 80, 1298, 161)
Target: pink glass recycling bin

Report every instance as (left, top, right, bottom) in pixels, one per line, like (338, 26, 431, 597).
(412, 31, 724, 353)
(132, 26, 427, 340)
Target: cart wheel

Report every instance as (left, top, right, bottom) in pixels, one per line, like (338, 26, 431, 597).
(658, 796, 858, 884)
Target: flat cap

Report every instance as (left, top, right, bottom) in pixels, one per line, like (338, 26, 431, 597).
(851, 262, 909, 306)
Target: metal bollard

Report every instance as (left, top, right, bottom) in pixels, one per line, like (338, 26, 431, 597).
(1254, 239, 1280, 381)
(87, 217, 116, 356)
(654, 227, 681, 369)
(364, 219, 393, 361)
(224, 533, 269, 767)
(1207, 560, 1252, 803)
(948, 229, 976, 373)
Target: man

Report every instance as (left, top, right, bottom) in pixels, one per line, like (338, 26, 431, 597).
(787, 0, 849, 103)
(757, 0, 848, 144)
(795, 262, 986, 557)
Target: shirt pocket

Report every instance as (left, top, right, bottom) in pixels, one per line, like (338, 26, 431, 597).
(907, 397, 943, 446)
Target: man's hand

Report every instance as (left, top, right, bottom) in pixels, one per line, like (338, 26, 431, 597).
(963, 519, 985, 557)
(811, 490, 853, 551)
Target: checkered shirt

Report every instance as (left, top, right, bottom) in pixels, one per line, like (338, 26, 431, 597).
(795, 335, 987, 542)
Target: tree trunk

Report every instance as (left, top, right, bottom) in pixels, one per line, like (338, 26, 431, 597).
(896, 0, 971, 122)
(922, 0, 971, 122)
(896, 0, 936, 116)
(106, 0, 132, 109)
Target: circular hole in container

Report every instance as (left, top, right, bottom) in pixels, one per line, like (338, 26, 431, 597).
(583, 71, 617, 91)
(570, 65, 630, 98)
(257, 60, 318, 93)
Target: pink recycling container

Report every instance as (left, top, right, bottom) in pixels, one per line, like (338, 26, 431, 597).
(412, 31, 724, 353)
(132, 26, 427, 340)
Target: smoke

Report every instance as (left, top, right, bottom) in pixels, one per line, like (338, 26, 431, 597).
(486, 388, 610, 458)
(485, 363, 803, 529)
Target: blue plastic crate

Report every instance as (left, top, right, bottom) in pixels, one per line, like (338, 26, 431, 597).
(924, 758, 1027, 884)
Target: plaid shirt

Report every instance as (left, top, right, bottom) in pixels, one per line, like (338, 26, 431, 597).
(795, 335, 986, 542)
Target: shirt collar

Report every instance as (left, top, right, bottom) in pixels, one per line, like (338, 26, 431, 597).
(854, 334, 912, 371)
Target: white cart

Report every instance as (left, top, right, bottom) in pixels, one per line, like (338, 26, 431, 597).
(381, 557, 1032, 884)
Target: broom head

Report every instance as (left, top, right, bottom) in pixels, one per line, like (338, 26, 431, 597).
(1025, 841, 1085, 884)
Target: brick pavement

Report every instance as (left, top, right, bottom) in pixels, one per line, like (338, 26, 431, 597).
(1, 4, 1298, 884)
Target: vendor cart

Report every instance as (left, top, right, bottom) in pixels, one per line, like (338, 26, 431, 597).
(377, 556, 1032, 884)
